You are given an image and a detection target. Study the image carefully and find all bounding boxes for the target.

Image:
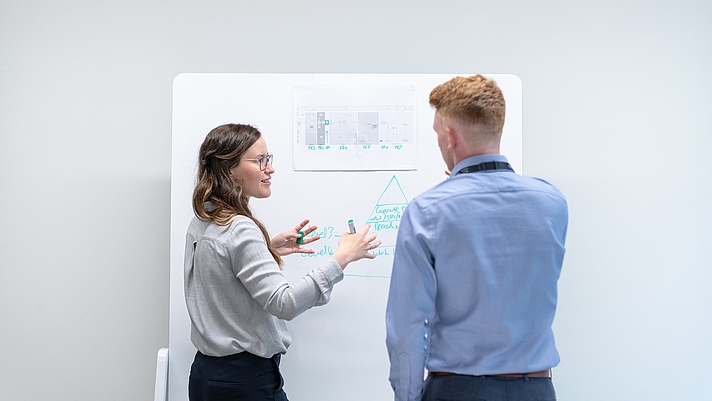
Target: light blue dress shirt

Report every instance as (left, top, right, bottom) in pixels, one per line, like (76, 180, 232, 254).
(386, 154, 568, 401)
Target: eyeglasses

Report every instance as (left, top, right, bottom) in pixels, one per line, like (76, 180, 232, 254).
(242, 154, 274, 171)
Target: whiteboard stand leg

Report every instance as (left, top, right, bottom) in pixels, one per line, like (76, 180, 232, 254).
(153, 348, 169, 401)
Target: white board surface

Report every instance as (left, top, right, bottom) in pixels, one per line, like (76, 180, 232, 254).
(169, 73, 522, 401)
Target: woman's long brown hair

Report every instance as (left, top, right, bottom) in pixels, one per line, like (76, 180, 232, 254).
(192, 123, 282, 267)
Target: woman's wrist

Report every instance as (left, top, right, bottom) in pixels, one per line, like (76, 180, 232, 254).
(332, 252, 349, 270)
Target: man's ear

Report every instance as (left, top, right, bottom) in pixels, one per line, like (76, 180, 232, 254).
(445, 125, 458, 150)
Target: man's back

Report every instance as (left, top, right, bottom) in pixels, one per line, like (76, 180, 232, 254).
(386, 154, 568, 399)
(414, 157, 567, 373)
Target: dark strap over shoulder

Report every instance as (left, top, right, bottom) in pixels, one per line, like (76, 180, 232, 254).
(457, 161, 514, 174)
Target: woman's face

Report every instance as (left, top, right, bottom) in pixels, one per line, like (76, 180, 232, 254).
(229, 136, 274, 200)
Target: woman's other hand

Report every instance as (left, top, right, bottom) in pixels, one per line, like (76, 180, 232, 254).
(271, 219, 320, 256)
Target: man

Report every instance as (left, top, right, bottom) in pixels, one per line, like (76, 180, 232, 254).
(386, 75, 568, 401)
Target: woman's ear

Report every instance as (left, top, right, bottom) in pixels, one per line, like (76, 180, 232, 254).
(228, 165, 239, 182)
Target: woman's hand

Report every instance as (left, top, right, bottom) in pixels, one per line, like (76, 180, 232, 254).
(271, 219, 321, 256)
(332, 225, 382, 269)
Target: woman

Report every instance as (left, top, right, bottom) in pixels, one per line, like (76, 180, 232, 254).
(185, 123, 380, 401)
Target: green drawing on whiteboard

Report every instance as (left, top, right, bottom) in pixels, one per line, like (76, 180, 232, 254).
(365, 175, 408, 256)
(299, 175, 408, 267)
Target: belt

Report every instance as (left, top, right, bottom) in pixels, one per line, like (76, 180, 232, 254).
(430, 369, 551, 378)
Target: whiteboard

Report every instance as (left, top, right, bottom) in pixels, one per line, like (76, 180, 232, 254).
(169, 74, 522, 401)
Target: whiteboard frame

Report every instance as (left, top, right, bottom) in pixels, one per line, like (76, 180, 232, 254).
(169, 73, 522, 401)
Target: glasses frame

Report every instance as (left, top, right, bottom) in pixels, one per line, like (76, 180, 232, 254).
(242, 154, 274, 171)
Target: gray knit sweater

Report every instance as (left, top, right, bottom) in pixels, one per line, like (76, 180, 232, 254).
(184, 214, 343, 358)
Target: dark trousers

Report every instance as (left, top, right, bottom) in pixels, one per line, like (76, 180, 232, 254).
(188, 351, 288, 401)
(423, 374, 556, 401)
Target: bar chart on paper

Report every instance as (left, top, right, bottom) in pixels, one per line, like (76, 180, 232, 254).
(296, 106, 415, 146)
(293, 82, 418, 171)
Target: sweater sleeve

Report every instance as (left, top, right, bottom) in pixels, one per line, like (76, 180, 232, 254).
(228, 217, 344, 320)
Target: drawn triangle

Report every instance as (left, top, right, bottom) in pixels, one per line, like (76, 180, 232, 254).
(374, 175, 408, 206)
(366, 175, 409, 239)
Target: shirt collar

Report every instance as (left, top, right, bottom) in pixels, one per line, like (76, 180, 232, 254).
(451, 154, 510, 177)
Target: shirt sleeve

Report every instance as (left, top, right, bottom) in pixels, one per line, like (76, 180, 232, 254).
(386, 201, 437, 401)
(228, 218, 344, 321)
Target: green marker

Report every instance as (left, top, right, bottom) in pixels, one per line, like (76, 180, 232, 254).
(348, 220, 356, 234)
(296, 231, 304, 244)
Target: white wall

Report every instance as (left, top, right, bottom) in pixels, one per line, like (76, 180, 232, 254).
(0, 1, 710, 400)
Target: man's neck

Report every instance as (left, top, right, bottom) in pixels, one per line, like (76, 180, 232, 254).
(452, 147, 500, 167)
